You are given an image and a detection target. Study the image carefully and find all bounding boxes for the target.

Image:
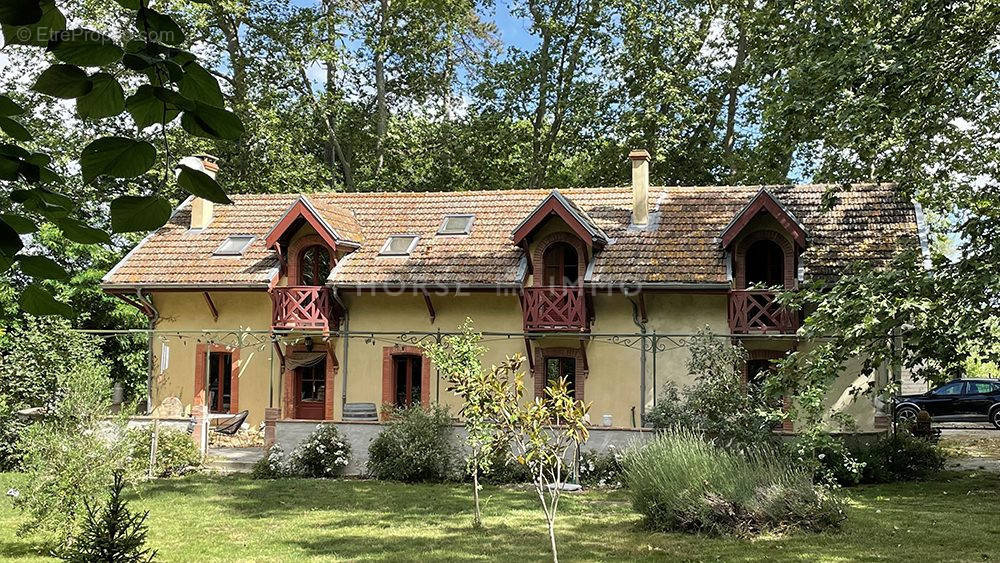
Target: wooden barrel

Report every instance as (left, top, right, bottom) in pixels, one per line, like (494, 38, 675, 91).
(342, 402, 377, 421)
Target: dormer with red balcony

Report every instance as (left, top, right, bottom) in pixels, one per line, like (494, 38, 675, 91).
(720, 188, 808, 334)
(512, 189, 608, 332)
(264, 196, 362, 332)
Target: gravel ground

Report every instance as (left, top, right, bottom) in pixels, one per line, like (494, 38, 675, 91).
(936, 422, 1000, 472)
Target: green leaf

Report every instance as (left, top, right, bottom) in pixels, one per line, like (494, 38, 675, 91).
(125, 84, 180, 128)
(111, 195, 172, 232)
(17, 255, 68, 279)
(53, 218, 110, 244)
(20, 284, 75, 318)
(0, 218, 23, 256)
(180, 102, 244, 140)
(113, 0, 142, 9)
(176, 165, 231, 204)
(0, 213, 36, 234)
(135, 7, 184, 46)
(0, 255, 11, 274)
(47, 29, 123, 67)
(0, 0, 42, 26)
(32, 64, 91, 99)
(0, 116, 31, 141)
(0, 95, 25, 116)
(80, 136, 156, 183)
(76, 73, 125, 119)
(0, 156, 17, 180)
(179, 62, 224, 107)
(151, 86, 195, 111)
(12, 187, 74, 217)
(2, 1, 65, 47)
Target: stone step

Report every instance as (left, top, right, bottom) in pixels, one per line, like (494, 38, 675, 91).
(204, 447, 264, 474)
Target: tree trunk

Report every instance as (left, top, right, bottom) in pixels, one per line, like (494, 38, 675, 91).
(472, 461, 482, 528)
(723, 5, 749, 163)
(373, 0, 391, 176)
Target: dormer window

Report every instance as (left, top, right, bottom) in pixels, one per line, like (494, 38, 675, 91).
(379, 235, 419, 256)
(214, 235, 254, 256)
(437, 215, 474, 235)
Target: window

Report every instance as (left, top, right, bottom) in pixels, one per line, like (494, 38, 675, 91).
(299, 363, 326, 403)
(214, 235, 254, 256)
(299, 245, 331, 285)
(931, 381, 965, 396)
(966, 381, 996, 395)
(379, 235, 419, 256)
(545, 356, 576, 399)
(542, 242, 579, 285)
(437, 215, 474, 235)
(208, 352, 232, 413)
(393, 355, 422, 407)
(745, 239, 784, 287)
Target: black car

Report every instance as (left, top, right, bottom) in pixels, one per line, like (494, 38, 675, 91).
(895, 378, 1000, 428)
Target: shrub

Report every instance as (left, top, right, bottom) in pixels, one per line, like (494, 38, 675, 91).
(0, 393, 27, 471)
(287, 425, 351, 478)
(56, 471, 156, 563)
(856, 433, 946, 484)
(367, 405, 457, 482)
(251, 444, 288, 479)
(578, 446, 624, 488)
(622, 428, 845, 536)
(476, 452, 532, 484)
(642, 383, 691, 430)
(788, 430, 864, 487)
(125, 426, 201, 478)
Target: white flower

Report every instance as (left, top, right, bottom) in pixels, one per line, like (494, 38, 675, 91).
(6, 488, 19, 499)
(817, 453, 826, 460)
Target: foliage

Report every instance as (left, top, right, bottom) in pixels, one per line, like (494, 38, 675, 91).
(287, 425, 351, 478)
(787, 429, 865, 488)
(0, 394, 27, 471)
(11, 352, 131, 542)
(250, 444, 287, 480)
(423, 319, 505, 527)
(577, 446, 624, 488)
(56, 471, 156, 563)
(474, 448, 533, 485)
(622, 428, 845, 536)
(644, 329, 781, 450)
(367, 405, 457, 483)
(488, 355, 590, 563)
(855, 433, 946, 484)
(124, 426, 200, 479)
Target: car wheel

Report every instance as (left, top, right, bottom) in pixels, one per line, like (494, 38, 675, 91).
(991, 407, 1000, 430)
(896, 406, 919, 427)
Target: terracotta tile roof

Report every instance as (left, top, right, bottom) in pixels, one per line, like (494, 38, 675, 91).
(102, 184, 919, 288)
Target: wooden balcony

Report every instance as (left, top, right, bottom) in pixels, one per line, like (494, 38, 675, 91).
(521, 286, 590, 332)
(271, 286, 336, 331)
(728, 289, 798, 334)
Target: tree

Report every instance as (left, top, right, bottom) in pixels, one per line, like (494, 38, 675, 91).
(423, 319, 501, 528)
(57, 470, 156, 563)
(488, 355, 589, 563)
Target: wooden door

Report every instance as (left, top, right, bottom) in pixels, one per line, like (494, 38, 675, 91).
(295, 361, 326, 420)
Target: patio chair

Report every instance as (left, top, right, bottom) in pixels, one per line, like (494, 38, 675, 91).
(213, 410, 249, 436)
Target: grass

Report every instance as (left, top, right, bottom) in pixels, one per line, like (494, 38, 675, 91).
(1, 471, 998, 562)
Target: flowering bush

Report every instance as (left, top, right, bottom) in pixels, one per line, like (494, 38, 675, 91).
(578, 446, 624, 488)
(788, 430, 864, 487)
(251, 444, 288, 479)
(287, 425, 351, 478)
(368, 405, 457, 482)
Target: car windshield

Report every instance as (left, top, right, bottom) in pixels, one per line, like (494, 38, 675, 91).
(931, 382, 964, 396)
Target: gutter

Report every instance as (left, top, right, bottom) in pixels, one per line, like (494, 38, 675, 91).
(135, 289, 159, 415)
(331, 289, 350, 415)
(629, 296, 647, 428)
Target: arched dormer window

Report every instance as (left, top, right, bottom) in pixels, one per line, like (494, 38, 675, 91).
(298, 245, 331, 286)
(744, 239, 784, 287)
(542, 242, 580, 286)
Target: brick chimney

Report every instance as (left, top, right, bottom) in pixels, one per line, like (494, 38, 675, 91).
(179, 155, 220, 230)
(629, 149, 650, 226)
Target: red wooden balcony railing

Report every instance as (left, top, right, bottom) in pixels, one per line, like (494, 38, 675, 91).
(521, 286, 590, 332)
(271, 286, 336, 331)
(728, 289, 798, 334)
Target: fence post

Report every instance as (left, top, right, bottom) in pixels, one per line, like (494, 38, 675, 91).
(264, 407, 279, 450)
(148, 418, 159, 479)
(191, 395, 209, 458)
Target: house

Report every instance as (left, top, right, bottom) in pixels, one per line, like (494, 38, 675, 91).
(102, 151, 923, 432)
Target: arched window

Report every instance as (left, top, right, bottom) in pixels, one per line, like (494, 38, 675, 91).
(298, 245, 331, 286)
(744, 239, 784, 287)
(542, 242, 579, 286)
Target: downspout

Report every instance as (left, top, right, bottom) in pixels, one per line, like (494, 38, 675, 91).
(136, 289, 159, 415)
(332, 289, 349, 416)
(629, 297, 647, 427)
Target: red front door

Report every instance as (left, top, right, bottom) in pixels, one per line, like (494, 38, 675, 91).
(295, 361, 326, 420)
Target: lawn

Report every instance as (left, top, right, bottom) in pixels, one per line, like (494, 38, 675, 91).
(1, 471, 998, 562)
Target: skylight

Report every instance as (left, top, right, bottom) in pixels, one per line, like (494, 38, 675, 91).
(437, 214, 475, 235)
(213, 235, 254, 256)
(379, 235, 419, 256)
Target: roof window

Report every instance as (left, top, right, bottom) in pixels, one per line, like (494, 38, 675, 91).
(437, 214, 474, 235)
(379, 235, 419, 256)
(213, 235, 254, 256)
